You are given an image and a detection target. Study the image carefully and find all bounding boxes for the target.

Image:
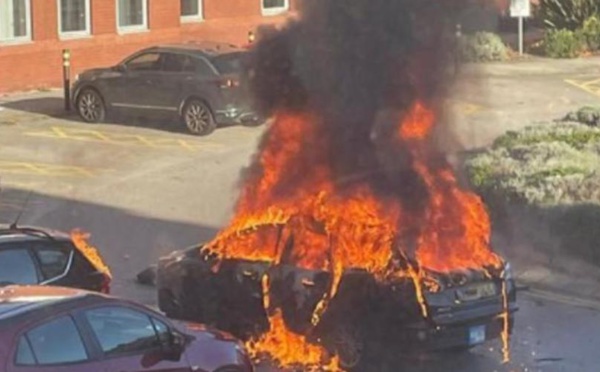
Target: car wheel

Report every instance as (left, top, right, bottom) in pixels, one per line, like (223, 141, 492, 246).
(182, 99, 216, 136)
(76, 88, 106, 123)
(329, 323, 366, 371)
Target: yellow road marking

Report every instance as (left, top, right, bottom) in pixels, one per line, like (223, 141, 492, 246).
(447, 99, 485, 116)
(565, 77, 600, 98)
(0, 160, 107, 178)
(24, 126, 224, 152)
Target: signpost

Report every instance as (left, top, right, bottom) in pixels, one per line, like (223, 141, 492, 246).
(510, 0, 531, 56)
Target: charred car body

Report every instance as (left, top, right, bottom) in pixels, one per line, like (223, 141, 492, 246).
(157, 223, 517, 369)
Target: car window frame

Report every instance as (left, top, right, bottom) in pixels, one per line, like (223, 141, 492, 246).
(122, 51, 163, 73)
(13, 314, 91, 367)
(29, 242, 75, 284)
(0, 247, 42, 285)
(78, 303, 169, 360)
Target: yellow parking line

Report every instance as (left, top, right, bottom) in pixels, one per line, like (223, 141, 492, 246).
(565, 78, 600, 98)
(0, 160, 107, 178)
(446, 99, 485, 116)
(24, 126, 224, 152)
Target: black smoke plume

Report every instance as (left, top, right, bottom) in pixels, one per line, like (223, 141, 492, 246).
(243, 0, 469, 211)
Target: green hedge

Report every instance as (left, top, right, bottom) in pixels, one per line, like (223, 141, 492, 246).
(458, 32, 508, 63)
(465, 112, 600, 264)
(544, 29, 583, 58)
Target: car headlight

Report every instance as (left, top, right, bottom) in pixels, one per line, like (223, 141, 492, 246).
(502, 262, 513, 281)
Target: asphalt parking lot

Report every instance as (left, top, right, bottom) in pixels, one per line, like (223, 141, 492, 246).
(2, 57, 600, 371)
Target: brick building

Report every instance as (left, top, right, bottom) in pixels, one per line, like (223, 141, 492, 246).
(0, 0, 297, 93)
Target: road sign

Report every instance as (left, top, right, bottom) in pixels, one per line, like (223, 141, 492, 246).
(510, 0, 531, 18)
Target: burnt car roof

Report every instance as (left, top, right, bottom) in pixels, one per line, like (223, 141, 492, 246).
(0, 225, 72, 244)
(149, 42, 245, 57)
(0, 285, 97, 322)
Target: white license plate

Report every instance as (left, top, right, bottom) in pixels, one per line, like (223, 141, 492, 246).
(469, 325, 486, 345)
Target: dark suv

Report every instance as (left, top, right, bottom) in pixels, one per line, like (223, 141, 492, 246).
(72, 42, 261, 136)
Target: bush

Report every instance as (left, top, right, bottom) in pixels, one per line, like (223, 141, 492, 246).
(579, 16, 600, 51)
(539, 0, 600, 31)
(543, 29, 583, 58)
(564, 106, 600, 126)
(465, 114, 600, 264)
(458, 32, 508, 63)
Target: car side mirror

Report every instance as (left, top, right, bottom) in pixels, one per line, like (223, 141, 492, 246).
(163, 331, 185, 362)
(113, 64, 127, 73)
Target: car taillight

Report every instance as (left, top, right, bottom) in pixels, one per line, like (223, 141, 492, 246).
(100, 273, 111, 294)
(219, 79, 240, 89)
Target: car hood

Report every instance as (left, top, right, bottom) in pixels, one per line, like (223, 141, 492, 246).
(175, 320, 241, 343)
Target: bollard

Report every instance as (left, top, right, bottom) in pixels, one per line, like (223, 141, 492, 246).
(62, 49, 71, 111)
(454, 23, 462, 77)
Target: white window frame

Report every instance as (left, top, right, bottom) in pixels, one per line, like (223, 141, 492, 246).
(0, 0, 32, 44)
(261, 0, 289, 16)
(116, 0, 148, 34)
(57, 0, 91, 39)
(180, 0, 203, 23)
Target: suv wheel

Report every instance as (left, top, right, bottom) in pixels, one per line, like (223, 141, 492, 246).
(76, 88, 106, 123)
(182, 99, 216, 136)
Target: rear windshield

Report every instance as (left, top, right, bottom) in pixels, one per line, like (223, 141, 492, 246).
(211, 52, 246, 74)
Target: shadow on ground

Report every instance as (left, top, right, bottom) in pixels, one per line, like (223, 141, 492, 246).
(0, 186, 219, 304)
(1, 96, 239, 135)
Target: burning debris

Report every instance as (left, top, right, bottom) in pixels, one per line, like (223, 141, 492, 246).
(203, 0, 510, 369)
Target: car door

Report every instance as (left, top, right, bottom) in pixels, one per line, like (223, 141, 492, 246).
(152, 52, 189, 111)
(81, 305, 191, 372)
(8, 315, 104, 372)
(0, 247, 40, 286)
(109, 51, 164, 111)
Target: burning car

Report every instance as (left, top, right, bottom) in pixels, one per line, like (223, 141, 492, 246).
(157, 219, 517, 370)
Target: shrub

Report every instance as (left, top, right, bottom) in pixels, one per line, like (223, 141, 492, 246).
(539, 0, 600, 31)
(564, 106, 600, 126)
(465, 116, 600, 264)
(544, 29, 584, 58)
(458, 32, 508, 63)
(579, 16, 600, 51)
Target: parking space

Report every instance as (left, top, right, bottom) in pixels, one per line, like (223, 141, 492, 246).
(564, 76, 600, 99)
(24, 125, 226, 153)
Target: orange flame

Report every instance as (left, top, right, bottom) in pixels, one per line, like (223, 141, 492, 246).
(70, 229, 112, 278)
(208, 101, 506, 368)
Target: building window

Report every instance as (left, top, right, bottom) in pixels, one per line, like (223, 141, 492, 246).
(58, 0, 90, 37)
(117, 0, 147, 33)
(181, 0, 203, 22)
(261, 0, 288, 16)
(0, 0, 31, 43)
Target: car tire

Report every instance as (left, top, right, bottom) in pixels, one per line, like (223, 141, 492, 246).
(326, 322, 368, 371)
(182, 99, 216, 136)
(76, 88, 106, 123)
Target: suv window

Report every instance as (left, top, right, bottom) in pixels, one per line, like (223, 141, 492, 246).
(211, 52, 246, 74)
(126, 52, 162, 72)
(184, 57, 215, 76)
(32, 245, 71, 281)
(85, 306, 161, 356)
(0, 249, 38, 285)
(20, 316, 88, 365)
(161, 53, 186, 73)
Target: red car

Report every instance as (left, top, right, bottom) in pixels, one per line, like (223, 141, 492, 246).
(0, 285, 253, 372)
